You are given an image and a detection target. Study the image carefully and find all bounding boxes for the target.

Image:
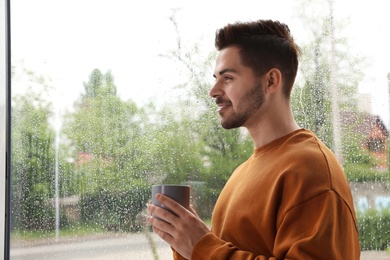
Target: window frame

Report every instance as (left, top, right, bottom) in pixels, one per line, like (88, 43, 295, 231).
(1, 0, 11, 258)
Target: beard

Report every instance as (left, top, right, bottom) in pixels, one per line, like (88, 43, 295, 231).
(218, 81, 265, 129)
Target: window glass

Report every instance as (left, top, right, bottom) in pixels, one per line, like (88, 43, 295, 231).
(8, 0, 390, 259)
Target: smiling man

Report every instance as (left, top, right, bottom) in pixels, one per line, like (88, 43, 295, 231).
(147, 19, 360, 259)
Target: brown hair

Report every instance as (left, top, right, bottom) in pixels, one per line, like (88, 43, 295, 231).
(215, 20, 301, 97)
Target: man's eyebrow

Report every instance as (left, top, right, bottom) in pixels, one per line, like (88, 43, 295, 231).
(213, 68, 238, 78)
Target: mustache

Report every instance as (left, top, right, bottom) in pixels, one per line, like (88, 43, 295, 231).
(215, 97, 231, 105)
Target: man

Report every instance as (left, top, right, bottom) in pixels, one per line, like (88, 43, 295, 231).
(147, 19, 360, 259)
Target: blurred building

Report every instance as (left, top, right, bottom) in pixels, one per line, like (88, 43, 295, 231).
(341, 111, 388, 170)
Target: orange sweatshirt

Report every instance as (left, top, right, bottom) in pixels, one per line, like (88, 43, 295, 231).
(174, 129, 360, 259)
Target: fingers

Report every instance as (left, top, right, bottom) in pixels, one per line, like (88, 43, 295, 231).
(146, 195, 209, 259)
(155, 194, 188, 216)
(146, 194, 191, 236)
(148, 203, 176, 223)
(148, 194, 197, 223)
(147, 213, 174, 235)
(152, 225, 174, 243)
(146, 202, 181, 245)
(147, 217, 176, 245)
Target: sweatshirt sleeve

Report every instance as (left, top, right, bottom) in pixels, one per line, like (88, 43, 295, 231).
(190, 190, 360, 259)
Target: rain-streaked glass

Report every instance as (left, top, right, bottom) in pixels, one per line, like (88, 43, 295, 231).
(6, 0, 390, 259)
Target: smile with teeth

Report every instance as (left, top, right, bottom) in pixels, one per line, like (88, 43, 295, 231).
(217, 103, 231, 112)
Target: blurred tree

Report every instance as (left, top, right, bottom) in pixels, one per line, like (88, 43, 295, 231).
(63, 69, 147, 193)
(11, 82, 56, 230)
(142, 104, 205, 184)
(63, 68, 154, 231)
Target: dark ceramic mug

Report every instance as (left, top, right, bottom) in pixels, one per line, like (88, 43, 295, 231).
(151, 185, 191, 215)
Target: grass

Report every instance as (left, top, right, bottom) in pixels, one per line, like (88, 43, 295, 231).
(344, 163, 389, 182)
(11, 224, 107, 241)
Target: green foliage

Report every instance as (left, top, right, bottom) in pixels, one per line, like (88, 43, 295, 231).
(357, 209, 390, 251)
(344, 143, 373, 166)
(63, 69, 146, 194)
(344, 164, 389, 182)
(143, 106, 205, 184)
(79, 181, 149, 232)
(188, 182, 220, 219)
(21, 184, 55, 230)
(198, 112, 253, 192)
(83, 69, 116, 98)
(11, 86, 57, 230)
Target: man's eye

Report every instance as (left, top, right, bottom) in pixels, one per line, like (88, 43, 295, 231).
(224, 76, 232, 81)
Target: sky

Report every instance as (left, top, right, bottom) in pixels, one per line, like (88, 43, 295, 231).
(10, 0, 390, 126)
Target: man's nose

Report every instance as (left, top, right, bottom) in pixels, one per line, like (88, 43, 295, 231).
(209, 81, 222, 98)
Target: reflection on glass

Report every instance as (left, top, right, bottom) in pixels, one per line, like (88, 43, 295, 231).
(9, 0, 390, 259)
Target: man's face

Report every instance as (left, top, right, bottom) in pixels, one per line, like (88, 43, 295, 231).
(210, 46, 265, 129)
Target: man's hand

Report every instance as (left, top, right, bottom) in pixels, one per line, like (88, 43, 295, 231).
(147, 193, 210, 259)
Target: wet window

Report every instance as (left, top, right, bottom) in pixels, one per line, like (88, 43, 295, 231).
(4, 0, 390, 259)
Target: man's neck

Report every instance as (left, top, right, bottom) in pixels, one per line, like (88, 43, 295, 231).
(246, 109, 300, 148)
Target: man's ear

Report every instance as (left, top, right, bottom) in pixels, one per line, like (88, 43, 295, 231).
(264, 68, 282, 94)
